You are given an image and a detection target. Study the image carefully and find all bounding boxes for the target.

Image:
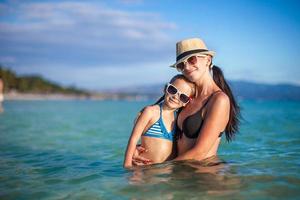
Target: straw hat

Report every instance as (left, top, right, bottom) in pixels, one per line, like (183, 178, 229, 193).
(170, 38, 215, 68)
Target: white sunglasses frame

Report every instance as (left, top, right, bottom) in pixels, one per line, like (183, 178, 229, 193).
(175, 54, 209, 72)
(166, 83, 191, 104)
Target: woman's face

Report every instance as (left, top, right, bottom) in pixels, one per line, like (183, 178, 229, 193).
(181, 55, 211, 83)
(164, 78, 193, 109)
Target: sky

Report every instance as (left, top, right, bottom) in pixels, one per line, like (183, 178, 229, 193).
(0, 0, 299, 90)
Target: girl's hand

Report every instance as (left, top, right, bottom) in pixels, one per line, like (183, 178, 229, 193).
(132, 145, 152, 166)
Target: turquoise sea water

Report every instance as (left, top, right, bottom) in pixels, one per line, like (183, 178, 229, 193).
(0, 100, 299, 200)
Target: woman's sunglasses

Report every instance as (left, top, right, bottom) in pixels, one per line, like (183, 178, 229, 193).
(166, 83, 191, 104)
(175, 55, 207, 72)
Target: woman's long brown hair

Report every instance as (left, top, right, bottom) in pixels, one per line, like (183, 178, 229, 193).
(212, 65, 241, 141)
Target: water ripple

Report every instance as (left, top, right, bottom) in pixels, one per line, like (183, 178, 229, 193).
(0, 100, 299, 200)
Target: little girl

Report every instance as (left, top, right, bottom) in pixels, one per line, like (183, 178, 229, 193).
(124, 75, 195, 168)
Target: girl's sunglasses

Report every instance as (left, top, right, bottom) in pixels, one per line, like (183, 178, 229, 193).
(166, 83, 191, 104)
(175, 55, 207, 72)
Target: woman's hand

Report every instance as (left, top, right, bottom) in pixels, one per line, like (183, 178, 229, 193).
(132, 145, 152, 166)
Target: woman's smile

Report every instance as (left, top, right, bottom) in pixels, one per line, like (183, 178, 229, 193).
(185, 69, 196, 76)
(184, 68, 199, 80)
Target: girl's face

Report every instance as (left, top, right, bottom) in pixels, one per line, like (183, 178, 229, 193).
(180, 55, 211, 83)
(164, 78, 193, 109)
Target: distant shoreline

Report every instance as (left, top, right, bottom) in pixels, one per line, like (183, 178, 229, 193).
(3, 91, 90, 100)
(3, 91, 153, 101)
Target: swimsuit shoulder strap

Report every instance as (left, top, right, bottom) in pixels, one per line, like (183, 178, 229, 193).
(202, 90, 223, 108)
(159, 102, 163, 118)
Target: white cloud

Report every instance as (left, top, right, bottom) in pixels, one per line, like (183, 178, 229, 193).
(0, 1, 177, 68)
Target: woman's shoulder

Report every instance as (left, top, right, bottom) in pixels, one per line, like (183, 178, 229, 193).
(208, 91, 230, 110)
(214, 91, 229, 101)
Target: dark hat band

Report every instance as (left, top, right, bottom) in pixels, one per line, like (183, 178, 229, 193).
(176, 49, 209, 61)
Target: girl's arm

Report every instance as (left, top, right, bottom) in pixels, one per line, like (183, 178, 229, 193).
(174, 93, 230, 161)
(123, 106, 153, 168)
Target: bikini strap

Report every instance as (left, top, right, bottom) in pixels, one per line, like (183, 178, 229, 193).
(202, 90, 223, 108)
(159, 102, 163, 118)
(159, 102, 177, 118)
(159, 102, 177, 133)
(211, 90, 223, 97)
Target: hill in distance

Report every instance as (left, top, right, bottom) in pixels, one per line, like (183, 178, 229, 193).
(0, 66, 89, 96)
(109, 81, 300, 100)
(1, 66, 299, 100)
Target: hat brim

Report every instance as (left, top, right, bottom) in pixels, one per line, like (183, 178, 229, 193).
(170, 51, 215, 68)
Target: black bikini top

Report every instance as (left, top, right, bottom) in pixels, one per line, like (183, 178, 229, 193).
(180, 91, 223, 139)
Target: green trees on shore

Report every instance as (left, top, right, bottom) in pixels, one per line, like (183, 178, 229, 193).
(0, 66, 89, 95)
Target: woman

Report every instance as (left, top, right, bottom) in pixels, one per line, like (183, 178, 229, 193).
(132, 38, 240, 165)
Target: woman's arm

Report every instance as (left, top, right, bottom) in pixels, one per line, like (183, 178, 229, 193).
(174, 93, 230, 161)
(123, 106, 153, 168)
